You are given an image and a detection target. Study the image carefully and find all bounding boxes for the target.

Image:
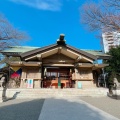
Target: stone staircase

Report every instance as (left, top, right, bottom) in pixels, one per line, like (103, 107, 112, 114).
(5, 88, 108, 99)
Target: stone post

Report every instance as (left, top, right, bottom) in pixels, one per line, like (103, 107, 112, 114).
(0, 88, 3, 103)
(39, 80, 42, 88)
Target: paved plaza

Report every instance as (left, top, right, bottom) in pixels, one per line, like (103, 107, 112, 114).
(0, 97, 120, 120)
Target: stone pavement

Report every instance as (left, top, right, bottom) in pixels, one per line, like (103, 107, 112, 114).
(0, 99, 45, 120)
(0, 97, 120, 120)
(80, 97, 120, 119)
(38, 97, 119, 120)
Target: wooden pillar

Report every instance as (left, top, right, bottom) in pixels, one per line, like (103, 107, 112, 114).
(39, 80, 42, 88)
(34, 80, 42, 88)
(74, 68, 78, 89)
(39, 67, 42, 88)
(74, 68, 78, 79)
(20, 79, 24, 88)
(39, 80, 41, 88)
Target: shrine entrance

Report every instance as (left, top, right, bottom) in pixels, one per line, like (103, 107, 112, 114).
(42, 67, 73, 89)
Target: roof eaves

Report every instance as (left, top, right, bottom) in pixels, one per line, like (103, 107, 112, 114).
(82, 50, 111, 58)
(21, 44, 58, 58)
(66, 45, 97, 60)
(1, 46, 39, 53)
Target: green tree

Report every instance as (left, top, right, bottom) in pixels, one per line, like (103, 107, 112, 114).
(104, 46, 120, 81)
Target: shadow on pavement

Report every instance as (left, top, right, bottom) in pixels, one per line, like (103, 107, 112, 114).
(3, 90, 21, 102)
(0, 99, 45, 120)
(0, 97, 119, 120)
(107, 92, 120, 100)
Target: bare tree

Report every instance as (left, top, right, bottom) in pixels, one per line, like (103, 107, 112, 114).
(81, 1, 120, 32)
(0, 14, 28, 51)
(0, 14, 28, 66)
(103, 0, 120, 9)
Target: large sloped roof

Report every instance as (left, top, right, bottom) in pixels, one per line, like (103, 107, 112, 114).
(2, 34, 110, 60)
(20, 44, 97, 60)
(1, 45, 110, 60)
(1, 34, 111, 60)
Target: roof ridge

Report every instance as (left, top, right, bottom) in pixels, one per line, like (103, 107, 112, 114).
(9, 46, 40, 48)
(82, 49, 103, 52)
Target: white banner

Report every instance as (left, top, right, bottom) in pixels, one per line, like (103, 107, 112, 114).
(27, 79, 33, 88)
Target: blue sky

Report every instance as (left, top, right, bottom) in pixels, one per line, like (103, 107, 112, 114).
(0, 0, 101, 50)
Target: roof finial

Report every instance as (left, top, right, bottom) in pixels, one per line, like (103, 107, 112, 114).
(57, 34, 66, 45)
(60, 34, 65, 41)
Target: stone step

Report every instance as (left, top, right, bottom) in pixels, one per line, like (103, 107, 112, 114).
(16, 91, 104, 94)
(5, 88, 108, 99)
(16, 93, 105, 97)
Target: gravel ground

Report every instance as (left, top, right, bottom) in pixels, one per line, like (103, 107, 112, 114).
(80, 97, 120, 119)
(0, 99, 45, 120)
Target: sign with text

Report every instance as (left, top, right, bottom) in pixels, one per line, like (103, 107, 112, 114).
(78, 81, 82, 89)
(27, 79, 33, 88)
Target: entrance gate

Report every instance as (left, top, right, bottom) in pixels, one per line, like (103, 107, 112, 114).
(42, 67, 72, 88)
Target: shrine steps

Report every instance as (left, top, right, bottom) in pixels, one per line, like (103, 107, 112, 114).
(5, 88, 108, 99)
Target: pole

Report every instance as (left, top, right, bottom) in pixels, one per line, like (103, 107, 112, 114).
(102, 68, 106, 87)
(58, 73, 61, 89)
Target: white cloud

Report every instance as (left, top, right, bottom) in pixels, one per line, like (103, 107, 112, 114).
(9, 0, 62, 11)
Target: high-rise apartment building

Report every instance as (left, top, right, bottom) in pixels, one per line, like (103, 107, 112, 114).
(102, 31, 120, 53)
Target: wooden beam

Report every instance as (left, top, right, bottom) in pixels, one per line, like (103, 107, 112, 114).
(82, 56, 93, 63)
(75, 55, 82, 62)
(9, 61, 42, 66)
(43, 64, 74, 67)
(75, 63, 93, 68)
(9, 61, 23, 66)
(58, 47, 62, 54)
(23, 62, 42, 66)
(67, 49, 80, 56)
(36, 54, 42, 60)
(25, 55, 36, 61)
(43, 59, 74, 63)
(92, 64, 109, 70)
